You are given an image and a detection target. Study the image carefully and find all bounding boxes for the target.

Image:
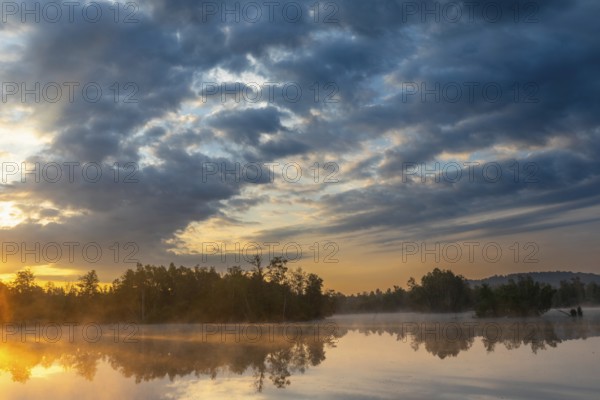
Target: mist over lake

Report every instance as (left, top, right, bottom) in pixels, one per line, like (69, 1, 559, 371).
(1, 310, 599, 399)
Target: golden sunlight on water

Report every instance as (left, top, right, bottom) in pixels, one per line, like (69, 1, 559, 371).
(1, 312, 599, 399)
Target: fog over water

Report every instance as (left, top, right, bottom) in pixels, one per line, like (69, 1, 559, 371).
(1, 310, 599, 399)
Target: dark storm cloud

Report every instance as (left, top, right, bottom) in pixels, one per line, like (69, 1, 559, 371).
(348, 0, 600, 161)
(318, 149, 600, 238)
(207, 107, 287, 145)
(1, 0, 599, 272)
(203, 106, 312, 158)
(258, 137, 311, 158)
(245, 143, 600, 245)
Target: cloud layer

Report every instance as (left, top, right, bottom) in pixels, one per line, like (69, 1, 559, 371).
(0, 1, 599, 287)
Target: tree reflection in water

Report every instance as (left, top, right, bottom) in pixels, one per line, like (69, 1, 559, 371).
(333, 313, 600, 359)
(0, 315, 599, 390)
(0, 323, 338, 390)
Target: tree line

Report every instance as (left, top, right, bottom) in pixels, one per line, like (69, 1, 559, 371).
(334, 268, 600, 317)
(0, 256, 334, 323)
(2, 263, 598, 322)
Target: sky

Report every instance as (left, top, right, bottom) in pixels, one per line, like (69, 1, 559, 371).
(0, 0, 599, 293)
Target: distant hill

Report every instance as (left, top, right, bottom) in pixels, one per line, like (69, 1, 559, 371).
(469, 271, 600, 288)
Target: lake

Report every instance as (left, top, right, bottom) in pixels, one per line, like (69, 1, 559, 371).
(1, 310, 599, 399)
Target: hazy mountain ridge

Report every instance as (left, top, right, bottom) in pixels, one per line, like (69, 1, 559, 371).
(469, 271, 600, 288)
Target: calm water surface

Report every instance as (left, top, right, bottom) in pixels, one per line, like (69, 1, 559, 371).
(1, 310, 599, 399)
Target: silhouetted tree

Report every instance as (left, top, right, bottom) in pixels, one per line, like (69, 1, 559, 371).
(477, 276, 555, 317)
(78, 270, 100, 296)
(407, 268, 472, 312)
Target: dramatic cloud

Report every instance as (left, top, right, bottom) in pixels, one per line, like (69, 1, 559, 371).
(0, 0, 598, 290)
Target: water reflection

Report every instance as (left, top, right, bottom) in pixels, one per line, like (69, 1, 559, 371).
(1, 312, 599, 391)
(335, 315, 599, 359)
(0, 323, 337, 390)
